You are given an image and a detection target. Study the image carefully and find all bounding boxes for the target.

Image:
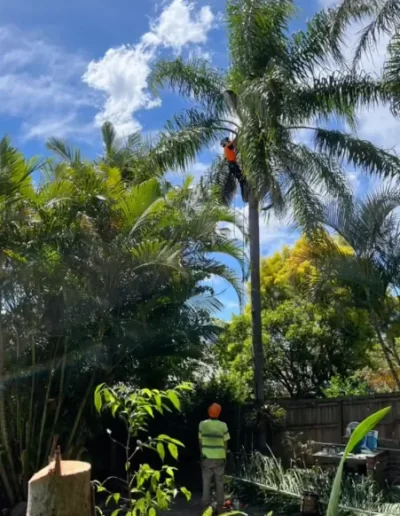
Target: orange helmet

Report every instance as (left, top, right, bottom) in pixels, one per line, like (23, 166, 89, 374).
(208, 403, 222, 419)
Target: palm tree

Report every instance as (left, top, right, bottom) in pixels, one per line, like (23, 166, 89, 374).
(150, 0, 400, 444)
(47, 122, 161, 184)
(298, 188, 400, 390)
(327, 0, 400, 112)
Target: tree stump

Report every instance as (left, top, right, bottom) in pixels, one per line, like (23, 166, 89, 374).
(27, 448, 92, 516)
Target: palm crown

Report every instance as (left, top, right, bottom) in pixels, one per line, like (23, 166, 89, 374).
(151, 0, 399, 228)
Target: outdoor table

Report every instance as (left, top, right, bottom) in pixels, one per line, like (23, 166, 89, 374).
(313, 448, 389, 485)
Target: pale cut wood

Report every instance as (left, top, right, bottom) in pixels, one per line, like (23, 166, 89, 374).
(27, 459, 92, 516)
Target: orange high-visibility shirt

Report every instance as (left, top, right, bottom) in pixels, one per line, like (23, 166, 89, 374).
(224, 144, 237, 162)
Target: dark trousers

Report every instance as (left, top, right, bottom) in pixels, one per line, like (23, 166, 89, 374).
(228, 161, 248, 202)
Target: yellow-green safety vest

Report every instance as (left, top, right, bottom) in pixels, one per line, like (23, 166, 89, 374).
(199, 419, 230, 459)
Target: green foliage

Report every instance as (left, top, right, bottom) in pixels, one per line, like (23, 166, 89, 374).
(0, 133, 244, 506)
(233, 408, 390, 514)
(327, 406, 391, 516)
(235, 449, 390, 515)
(216, 237, 375, 398)
(304, 188, 400, 389)
(94, 383, 192, 516)
(322, 375, 370, 398)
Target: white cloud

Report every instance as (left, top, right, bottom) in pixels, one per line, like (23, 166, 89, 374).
(347, 170, 362, 195)
(166, 160, 210, 185)
(0, 25, 93, 141)
(21, 114, 94, 142)
(0, 0, 215, 142)
(356, 104, 400, 152)
(231, 204, 295, 255)
(83, 45, 159, 135)
(188, 45, 212, 62)
(142, 0, 214, 52)
(188, 161, 210, 182)
(83, 0, 215, 136)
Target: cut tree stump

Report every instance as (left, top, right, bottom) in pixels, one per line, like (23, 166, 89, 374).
(27, 448, 93, 516)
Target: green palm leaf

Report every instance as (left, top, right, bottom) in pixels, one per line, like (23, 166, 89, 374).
(151, 58, 226, 115)
(313, 127, 400, 177)
(47, 137, 81, 165)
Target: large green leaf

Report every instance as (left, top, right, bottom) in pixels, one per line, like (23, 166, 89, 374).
(327, 406, 391, 516)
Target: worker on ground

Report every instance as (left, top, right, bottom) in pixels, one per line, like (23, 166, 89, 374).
(199, 403, 230, 515)
(220, 137, 249, 202)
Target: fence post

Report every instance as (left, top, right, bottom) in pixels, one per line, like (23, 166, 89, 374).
(338, 400, 344, 443)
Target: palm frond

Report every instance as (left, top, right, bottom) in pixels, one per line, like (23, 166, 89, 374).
(290, 9, 343, 76)
(47, 138, 81, 165)
(313, 128, 400, 177)
(227, 0, 294, 79)
(239, 113, 273, 198)
(185, 293, 224, 315)
(322, 186, 400, 278)
(329, 0, 378, 59)
(245, 71, 385, 130)
(289, 144, 353, 208)
(150, 58, 226, 115)
(115, 177, 163, 230)
(199, 261, 244, 307)
(101, 122, 117, 157)
(130, 240, 182, 272)
(276, 150, 326, 232)
(292, 72, 386, 126)
(126, 131, 143, 153)
(208, 156, 238, 205)
(0, 136, 37, 201)
(285, 170, 325, 232)
(384, 31, 400, 114)
(353, 0, 400, 65)
(152, 109, 225, 171)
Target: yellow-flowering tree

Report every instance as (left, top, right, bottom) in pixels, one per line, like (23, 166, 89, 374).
(216, 237, 375, 398)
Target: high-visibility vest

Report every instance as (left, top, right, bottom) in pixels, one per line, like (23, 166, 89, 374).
(199, 419, 230, 459)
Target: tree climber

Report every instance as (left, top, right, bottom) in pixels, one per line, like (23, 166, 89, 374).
(220, 137, 249, 202)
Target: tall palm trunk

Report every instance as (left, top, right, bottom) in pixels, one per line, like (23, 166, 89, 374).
(248, 191, 265, 449)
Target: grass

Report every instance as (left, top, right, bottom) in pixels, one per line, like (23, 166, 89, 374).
(229, 452, 400, 515)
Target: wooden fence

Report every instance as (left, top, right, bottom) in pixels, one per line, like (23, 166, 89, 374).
(273, 393, 400, 445)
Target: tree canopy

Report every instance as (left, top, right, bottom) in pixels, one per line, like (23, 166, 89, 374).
(215, 237, 375, 399)
(0, 135, 244, 504)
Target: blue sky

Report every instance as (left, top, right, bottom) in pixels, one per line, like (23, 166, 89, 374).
(0, 0, 398, 319)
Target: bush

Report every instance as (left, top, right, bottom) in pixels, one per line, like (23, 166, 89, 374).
(94, 383, 193, 516)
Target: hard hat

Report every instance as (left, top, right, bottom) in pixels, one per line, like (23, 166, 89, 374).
(208, 403, 222, 418)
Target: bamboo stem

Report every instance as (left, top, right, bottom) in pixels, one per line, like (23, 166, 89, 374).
(65, 376, 94, 457)
(45, 339, 68, 461)
(0, 307, 21, 499)
(0, 452, 15, 506)
(26, 334, 36, 455)
(14, 324, 23, 459)
(36, 338, 60, 470)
